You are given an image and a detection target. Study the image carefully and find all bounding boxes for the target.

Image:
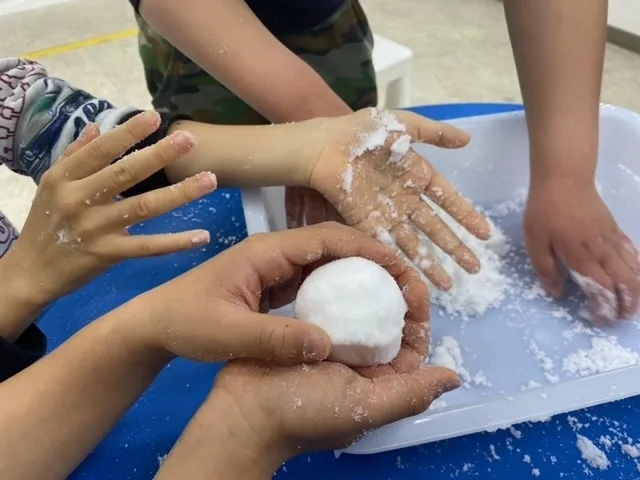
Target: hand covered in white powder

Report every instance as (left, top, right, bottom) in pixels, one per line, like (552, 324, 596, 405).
(203, 359, 460, 458)
(525, 180, 640, 323)
(307, 108, 491, 291)
(131, 222, 431, 370)
(1, 112, 215, 338)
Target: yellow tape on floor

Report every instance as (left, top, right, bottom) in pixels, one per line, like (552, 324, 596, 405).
(24, 28, 139, 60)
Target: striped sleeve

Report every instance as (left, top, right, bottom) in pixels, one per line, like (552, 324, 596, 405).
(0, 58, 138, 182)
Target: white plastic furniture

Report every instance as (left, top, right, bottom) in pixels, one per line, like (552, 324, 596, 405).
(372, 34, 413, 108)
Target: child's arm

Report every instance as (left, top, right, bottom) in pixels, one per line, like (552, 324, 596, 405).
(155, 361, 458, 480)
(136, 0, 353, 123)
(0, 112, 217, 384)
(0, 223, 396, 480)
(503, 2, 639, 321)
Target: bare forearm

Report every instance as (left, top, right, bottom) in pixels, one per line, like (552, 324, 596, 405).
(141, 0, 351, 123)
(166, 118, 327, 187)
(0, 302, 168, 480)
(504, 0, 607, 183)
(0, 253, 49, 341)
(155, 393, 286, 480)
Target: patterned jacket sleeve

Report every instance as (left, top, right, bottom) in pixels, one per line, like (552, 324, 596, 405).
(0, 58, 139, 183)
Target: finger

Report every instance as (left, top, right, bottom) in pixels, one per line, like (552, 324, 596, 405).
(99, 230, 210, 259)
(237, 222, 410, 290)
(219, 310, 332, 364)
(286, 187, 305, 229)
(523, 227, 565, 298)
(569, 267, 617, 324)
(393, 110, 470, 148)
(391, 222, 452, 291)
(618, 235, 640, 276)
(396, 268, 430, 368)
(81, 131, 196, 201)
(57, 124, 100, 163)
(410, 202, 481, 274)
(423, 169, 491, 240)
(359, 272, 430, 379)
(602, 252, 640, 319)
(63, 111, 162, 180)
(93, 171, 217, 230)
(363, 366, 460, 427)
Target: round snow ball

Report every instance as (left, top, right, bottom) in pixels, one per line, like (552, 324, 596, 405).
(294, 257, 408, 367)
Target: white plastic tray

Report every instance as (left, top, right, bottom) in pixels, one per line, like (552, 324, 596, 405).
(240, 105, 640, 455)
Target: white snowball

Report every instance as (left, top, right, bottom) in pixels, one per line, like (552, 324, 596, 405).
(294, 257, 408, 367)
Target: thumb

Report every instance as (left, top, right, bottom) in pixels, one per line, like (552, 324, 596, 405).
(230, 312, 332, 365)
(367, 366, 460, 428)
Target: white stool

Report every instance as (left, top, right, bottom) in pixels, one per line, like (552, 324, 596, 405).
(372, 35, 413, 109)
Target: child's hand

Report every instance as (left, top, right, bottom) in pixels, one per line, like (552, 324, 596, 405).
(5, 111, 217, 307)
(125, 222, 429, 370)
(308, 108, 491, 291)
(205, 359, 459, 463)
(525, 179, 640, 323)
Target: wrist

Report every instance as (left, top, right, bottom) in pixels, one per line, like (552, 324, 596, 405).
(157, 391, 291, 480)
(0, 251, 51, 341)
(202, 389, 293, 473)
(101, 295, 176, 368)
(528, 131, 598, 188)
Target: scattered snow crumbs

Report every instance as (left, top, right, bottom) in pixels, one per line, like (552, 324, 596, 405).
(344, 108, 406, 192)
(570, 270, 618, 324)
(576, 434, 610, 470)
(429, 336, 473, 387)
(621, 444, 640, 458)
(425, 200, 511, 318)
(562, 337, 640, 377)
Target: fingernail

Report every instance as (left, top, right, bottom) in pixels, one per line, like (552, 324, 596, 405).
(303, 331, 329, 361)
(79, 124, 94, 139)
(140, 111, 160, 128)
(195, 171, 217, 191)
(191, 230, 210, 246)
(171, 131, 196, 152)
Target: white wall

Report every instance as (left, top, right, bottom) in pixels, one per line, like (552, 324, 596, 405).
(609, 0, 640, 37)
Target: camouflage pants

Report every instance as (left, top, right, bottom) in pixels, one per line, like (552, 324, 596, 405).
(135, 0, 377, 125)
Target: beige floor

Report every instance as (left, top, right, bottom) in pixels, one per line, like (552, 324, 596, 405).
(2, 0, 640, 229)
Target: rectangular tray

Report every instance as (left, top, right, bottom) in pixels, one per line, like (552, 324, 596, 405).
(240, 105, 640, 455)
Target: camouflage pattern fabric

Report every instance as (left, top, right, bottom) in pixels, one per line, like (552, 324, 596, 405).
(135, 0, 377, 125)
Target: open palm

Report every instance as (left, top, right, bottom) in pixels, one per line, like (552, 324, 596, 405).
(309, 108, 491, 290)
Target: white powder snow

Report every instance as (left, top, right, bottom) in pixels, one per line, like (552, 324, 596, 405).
(422, 198, 511, 318)
(527, 340, 559, 383)
(621, 443, 640, 458)
(562, 336, 640, 377)
(576, 434, 610, 470)
(429, 336, 471, 387)
(389, 134, 412, 164)
(570, 270, 617, 324)
(428, 336, 491, 388)
(344, 109, 407, 192)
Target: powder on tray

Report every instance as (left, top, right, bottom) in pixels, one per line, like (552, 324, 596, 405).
(562, 337, 640, 377)
(422, 198, 511, 319)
